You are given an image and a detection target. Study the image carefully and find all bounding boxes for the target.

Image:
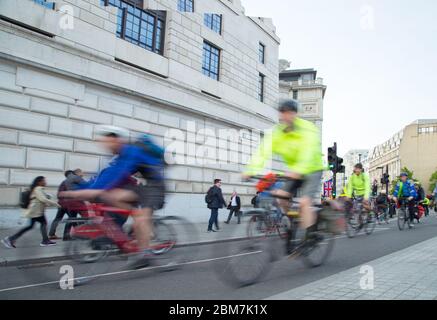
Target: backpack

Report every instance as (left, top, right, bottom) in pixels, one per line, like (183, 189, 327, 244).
(20, 189, 31, 209)
(133, 134, 167, 179)
(205, 187, 214, 205)
(135, 134, 166, 164)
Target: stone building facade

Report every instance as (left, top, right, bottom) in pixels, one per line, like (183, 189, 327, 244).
(279, 68, 326, 134)
(0, 0, 281, 221)
(368, 120, 437, 193)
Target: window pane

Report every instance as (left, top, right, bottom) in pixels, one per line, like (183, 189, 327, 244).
(178, 0, 194, 12)
(33, 0, 54, 9)
(259, 43, 265, 64)
(106, 0, 165, 55)
(203, 42, 220, 80)
(258, 74, 265, 102)
(204, 14, 222, 34)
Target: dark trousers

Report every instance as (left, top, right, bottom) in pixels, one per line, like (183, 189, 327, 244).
(208, 208, 219, 231)
(10, 216, 49, 242)
(405, 200, 416, 222)
(49, 208, 79, 239)
(226, 207, 241, 224)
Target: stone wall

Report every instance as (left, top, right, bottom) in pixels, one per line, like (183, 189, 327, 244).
(0, 0, 282, 220)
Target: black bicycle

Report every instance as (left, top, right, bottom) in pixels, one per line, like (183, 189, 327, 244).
(345, 197, 376, 238)
(397, 198, 413, 230)
(219, 176, 342, 287)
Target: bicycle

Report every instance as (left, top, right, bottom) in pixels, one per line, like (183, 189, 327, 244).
(61, 202, 198, 286)
(345, 197, 376, 238)
(372, 200, 389, 225)
(397, 198, 413, 230)
(219, 175, 343, 287)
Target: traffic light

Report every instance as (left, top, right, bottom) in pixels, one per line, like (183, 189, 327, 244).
(327, 145, 337, 172)
(381, 173, 390, 184)
(337, 157, 345, 173)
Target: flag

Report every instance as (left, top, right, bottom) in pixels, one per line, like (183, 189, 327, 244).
(323, 179, 333, 198)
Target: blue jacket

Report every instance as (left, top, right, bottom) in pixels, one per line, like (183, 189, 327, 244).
(393, 180, 417, 199)
(88, 144, 164, 190)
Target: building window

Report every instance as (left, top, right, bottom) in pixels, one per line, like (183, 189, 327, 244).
(178, 0, 194, 12)
(103, 0, 166, 55)
(292, 90, 298, 100)
(33, 0, 55, 9)
(258, 73, 265, 102)
(202, 41, 220, 80)
(204, 14, 222, 34)
(259, 42, 265, 64)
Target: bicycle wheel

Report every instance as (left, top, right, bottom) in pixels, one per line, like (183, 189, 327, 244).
(147, 216, 199, 271)
(149, 219, 177, 255)
(397, 208, 407, 230)
(219, 231, 274, 287)
(64, 235, 117, 286)
(301, 212, 335, 268)
(364, 211, 377, 235)
(247, 213, 269, 239)
(345, 212, 359, 238)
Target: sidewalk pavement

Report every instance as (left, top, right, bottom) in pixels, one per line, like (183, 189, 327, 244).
(0, 215, 250, 267)
(267, 235, 437, 300)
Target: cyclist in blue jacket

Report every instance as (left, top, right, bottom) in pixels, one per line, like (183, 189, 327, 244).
(393, 172, 418, 226)
(62, 126, 166, 269)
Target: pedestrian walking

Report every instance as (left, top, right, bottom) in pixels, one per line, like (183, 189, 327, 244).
(251, 192, 260, 208)
(372, 179, 378, 197)
(2, 176, 60, 248)
(49, 169, 86, 241)
(205, 179, 227, 233)
(225, 192, 241, 225)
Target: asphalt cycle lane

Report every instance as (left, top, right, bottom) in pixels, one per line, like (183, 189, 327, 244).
(1, 212, 437, 300)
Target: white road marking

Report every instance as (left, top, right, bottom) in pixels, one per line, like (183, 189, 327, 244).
(0, 216, 422, 293)
(0, 251, 262, 293)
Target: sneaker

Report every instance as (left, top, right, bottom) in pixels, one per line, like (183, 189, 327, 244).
(207, 230, 212, 233)
(1, 237, 16, 249)
(211, 229, 218, 233)
(127, 255, 151, 270)
(224, 221, 230, 225)
(49, 235, 61, 240)
(40, 240, 57, 247)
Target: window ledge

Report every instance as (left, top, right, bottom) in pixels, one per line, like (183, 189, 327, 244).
(114, 38, 169, 78)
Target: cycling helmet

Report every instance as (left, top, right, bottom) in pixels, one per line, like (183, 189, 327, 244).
(354, 163, 364, 170)
(278, 99, 299, 113)
(400, 172, 408, 177)
(94, 125, 130, 140)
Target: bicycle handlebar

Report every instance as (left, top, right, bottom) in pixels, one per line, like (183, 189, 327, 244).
(246, 174, 302, 183)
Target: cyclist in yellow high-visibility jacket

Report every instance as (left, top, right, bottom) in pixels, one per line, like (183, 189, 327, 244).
(345, 163, 371, 202)
(243, 99, 324, 234)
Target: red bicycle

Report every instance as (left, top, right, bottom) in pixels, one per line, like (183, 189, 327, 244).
(62, 202, 198, 285)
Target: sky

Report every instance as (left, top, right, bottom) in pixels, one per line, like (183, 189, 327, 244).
(241, 0, 437, 156)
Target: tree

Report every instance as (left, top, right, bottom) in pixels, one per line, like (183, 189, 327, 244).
(390, 167, 418, 194)
(429, 171, 437, 193)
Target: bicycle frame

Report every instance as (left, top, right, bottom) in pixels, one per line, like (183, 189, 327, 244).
(69, 203, 174, 254)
